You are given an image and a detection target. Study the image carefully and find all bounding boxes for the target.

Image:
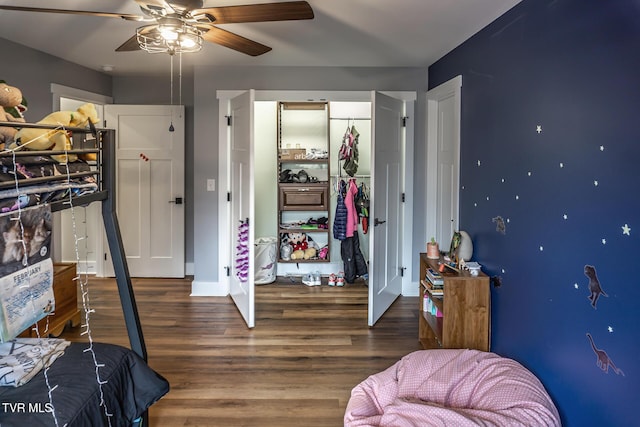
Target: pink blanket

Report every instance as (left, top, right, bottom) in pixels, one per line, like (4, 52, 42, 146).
(345, 349, 560, 427)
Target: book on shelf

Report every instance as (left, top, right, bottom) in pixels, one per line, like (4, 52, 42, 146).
(422, 294, 443, 317)
(426, 268, 444, 285)
(421, 280, 443, 295)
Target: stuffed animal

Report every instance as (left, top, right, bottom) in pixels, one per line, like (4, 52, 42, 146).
(0, 80, 27, 149)
(288, 232, 317, 260)
(11, 102, 99, 163)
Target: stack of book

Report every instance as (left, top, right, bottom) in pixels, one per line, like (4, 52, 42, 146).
(424, 268, 444, 296)
(426, 268, 443, 285)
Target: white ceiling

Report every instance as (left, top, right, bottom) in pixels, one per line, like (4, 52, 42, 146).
(0, 0, 521, 76)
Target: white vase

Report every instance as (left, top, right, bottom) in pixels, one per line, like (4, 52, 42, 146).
(458, 230, 473, 261)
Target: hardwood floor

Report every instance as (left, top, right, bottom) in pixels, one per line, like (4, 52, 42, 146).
(61, 277, 421, 426)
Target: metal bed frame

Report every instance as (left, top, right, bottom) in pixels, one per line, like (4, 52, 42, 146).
(0, 121, 149, 424)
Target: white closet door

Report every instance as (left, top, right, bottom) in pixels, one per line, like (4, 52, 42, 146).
(368, 92, 404, 326)
(228, 90, 255, 328)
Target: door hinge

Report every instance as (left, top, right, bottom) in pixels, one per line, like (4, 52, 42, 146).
(225, 266, 231, 277)
(401, 193, 405, 202)
(401, 116, 409, 127)
(227, 192, 231, 202)
(225, 115, 232, 126)
(104, 253, 107, 261)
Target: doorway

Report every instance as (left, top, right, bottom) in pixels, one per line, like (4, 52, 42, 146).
(218, 90, 415, 328)
(425, 76, 462, 247)
(53, 84, 111, 276)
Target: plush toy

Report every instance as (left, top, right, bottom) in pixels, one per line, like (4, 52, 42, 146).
(288, 232, 318, 260)
(11, 102, 99, 163)
(0, 80, 28, 149)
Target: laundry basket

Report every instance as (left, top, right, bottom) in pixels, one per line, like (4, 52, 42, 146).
(254, 237, 277, 284)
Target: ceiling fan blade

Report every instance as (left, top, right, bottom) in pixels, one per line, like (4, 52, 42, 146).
(0, 5, 144, 21)
(115, 35, 143, 52)
(196, 24, 271, 56)
(115, 26, 160, 52)
(133, 0, 176, 15)
(193, 1, 313, 24)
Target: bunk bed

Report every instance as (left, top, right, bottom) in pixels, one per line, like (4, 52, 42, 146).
(0, 122, 169, 426)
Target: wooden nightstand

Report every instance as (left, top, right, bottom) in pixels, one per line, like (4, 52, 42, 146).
(20, 263, 81, 338)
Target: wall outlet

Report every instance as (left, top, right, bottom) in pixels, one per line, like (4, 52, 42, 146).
(207, 179, 215, 192)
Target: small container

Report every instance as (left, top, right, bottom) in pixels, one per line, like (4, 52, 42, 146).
(427, 241, 439, 259)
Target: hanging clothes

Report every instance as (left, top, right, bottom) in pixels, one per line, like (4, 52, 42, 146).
(341, 233, 368, 283)
(345, 178, 359, 238)
(339, 124, 360, 177)
(355, 182, 370, 234)
(333, 179, 348, 241)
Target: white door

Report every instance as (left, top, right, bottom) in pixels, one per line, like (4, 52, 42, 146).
(104, 105, 185, 277)
(426, 76, 462, 248)
(228, 91, 255, 328)
(57, 98, 105, 274)
(368, 92, 404, 326)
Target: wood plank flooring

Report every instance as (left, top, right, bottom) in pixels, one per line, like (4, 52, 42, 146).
(61, 277, 421, 426)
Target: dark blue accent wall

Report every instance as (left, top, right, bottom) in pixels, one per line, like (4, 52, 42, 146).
(429, 0, 639, 425)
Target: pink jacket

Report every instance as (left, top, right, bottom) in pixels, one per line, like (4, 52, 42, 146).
(345, 179, 359, 237)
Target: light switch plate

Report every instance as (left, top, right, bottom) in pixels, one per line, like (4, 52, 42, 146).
(207, 179, 215, 192)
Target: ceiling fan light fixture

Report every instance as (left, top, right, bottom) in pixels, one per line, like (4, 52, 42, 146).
(137, 20, 203, 55)
(158, 17, 181, 40)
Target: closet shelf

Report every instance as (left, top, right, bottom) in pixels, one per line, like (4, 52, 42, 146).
(279, 227, 329, 234)
(277, 101, 331, 264)
(278, 258, 330, 264)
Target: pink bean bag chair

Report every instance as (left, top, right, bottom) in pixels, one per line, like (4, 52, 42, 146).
(345, 349, 560, 426)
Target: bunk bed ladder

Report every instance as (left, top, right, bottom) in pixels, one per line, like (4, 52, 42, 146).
(100, 129, 147, 362)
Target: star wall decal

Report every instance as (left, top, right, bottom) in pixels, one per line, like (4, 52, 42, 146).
(622, 224, 631, 235)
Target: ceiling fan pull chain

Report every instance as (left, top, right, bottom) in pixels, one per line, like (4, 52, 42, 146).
(170, 53, 174, 106)
(169, 53, 175, 132)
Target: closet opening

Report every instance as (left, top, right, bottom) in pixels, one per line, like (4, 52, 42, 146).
(218, 90, 415, 328)
(254, 101, 372, 287)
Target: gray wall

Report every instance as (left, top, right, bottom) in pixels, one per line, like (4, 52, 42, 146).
(0, 38, 111, 122)
(192, 66, 429, 286)
(2, 35, 430, 286)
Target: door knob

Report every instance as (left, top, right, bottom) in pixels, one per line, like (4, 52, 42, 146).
(374, 218, 386, 226)
(169, 197, 183, 205)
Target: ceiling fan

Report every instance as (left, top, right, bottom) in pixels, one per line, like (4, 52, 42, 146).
(0, 0, 314, 56)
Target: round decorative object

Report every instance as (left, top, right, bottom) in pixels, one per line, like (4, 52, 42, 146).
(458, 230, 473, 261)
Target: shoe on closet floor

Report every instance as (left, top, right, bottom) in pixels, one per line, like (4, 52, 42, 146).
(302, 272, 321, 287)
(336, 272, 345, 287)
(328, 273, 337, 286)
(302, 273, 316, 286)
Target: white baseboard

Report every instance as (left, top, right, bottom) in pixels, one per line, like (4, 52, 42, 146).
(402, 281, 420, 297)
(191, 280, 229, 296)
